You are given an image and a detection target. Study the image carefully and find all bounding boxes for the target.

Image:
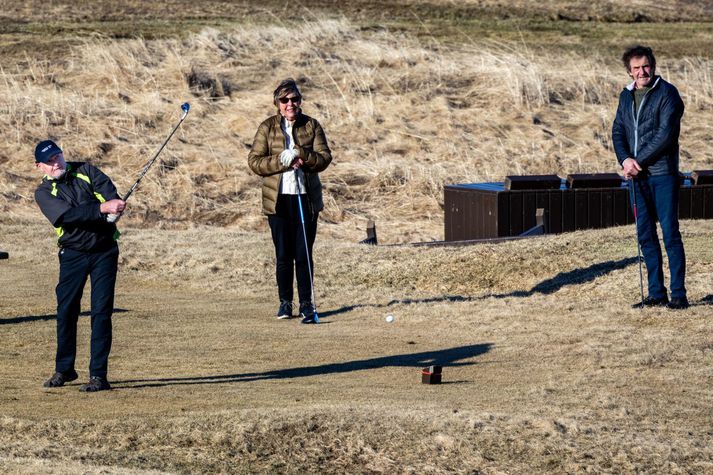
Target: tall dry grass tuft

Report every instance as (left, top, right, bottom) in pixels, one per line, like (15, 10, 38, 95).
(2, 17, 713, 242)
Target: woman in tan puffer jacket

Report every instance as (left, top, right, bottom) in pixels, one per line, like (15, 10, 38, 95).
(248, 78, 332, 323)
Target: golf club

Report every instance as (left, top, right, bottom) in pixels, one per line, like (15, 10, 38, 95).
(107, 102, 190, 223)
(629, 178, 645, 307)
(294, 168, 320, 323)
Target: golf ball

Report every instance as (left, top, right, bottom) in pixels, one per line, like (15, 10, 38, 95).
(386, 315, 394, 323)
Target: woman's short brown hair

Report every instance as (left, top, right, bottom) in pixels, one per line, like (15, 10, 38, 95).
(273, 78, 302, 107)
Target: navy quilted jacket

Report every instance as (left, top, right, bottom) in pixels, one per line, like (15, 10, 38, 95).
(612, 76, 684, 176)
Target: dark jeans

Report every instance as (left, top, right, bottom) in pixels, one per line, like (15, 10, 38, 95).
(55, 244, 118, 379)
(631, 175, 687, 299)
(268, 194, 318, 305)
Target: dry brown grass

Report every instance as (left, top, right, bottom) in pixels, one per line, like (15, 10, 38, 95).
(2, 2, 713, 473)
(1, 217, 713, 473)
(2, 14, 713, 243)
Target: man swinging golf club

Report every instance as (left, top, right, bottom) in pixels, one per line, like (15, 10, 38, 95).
(612, 45, 689, 310)
(248, 78, 332, 323)
(34, 139, 125, 391)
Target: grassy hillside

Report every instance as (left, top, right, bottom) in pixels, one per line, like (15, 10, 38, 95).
(2, 3, 713, 243)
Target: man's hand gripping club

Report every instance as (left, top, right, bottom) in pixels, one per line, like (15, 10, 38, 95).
(102, 199, 126, 223)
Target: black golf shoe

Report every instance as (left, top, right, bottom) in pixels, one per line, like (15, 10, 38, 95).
(299, 302, 317, 324)
(277, 300, 293, 320)
(632, 296, 669, 309)
(43, 370, 79, 388)
(79, 376, 112, 392)
(667, 297, 690, 310)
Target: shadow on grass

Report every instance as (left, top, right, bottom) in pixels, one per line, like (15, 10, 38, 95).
(494, 256, 639, 297)
(0, 308, 129, 325)
(322, 256, 638, 318)
(114, 343, 492, 389)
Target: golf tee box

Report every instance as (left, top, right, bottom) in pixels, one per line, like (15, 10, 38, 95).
(422, 365, 442, 384)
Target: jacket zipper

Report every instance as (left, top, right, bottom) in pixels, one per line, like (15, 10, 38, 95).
(632, 76, 659, 159)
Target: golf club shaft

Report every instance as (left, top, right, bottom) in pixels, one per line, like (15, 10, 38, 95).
(107, 103, 190, 223)
(295, 168, 319, 322)
(630, 179, 645, 306)
(122, 104, 190, 202)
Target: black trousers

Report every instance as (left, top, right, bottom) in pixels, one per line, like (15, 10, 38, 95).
(55, 244, 118, 379)
(268, 194, 318, 305)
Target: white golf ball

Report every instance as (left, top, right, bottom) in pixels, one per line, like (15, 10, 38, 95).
(385, 315, 394, 323)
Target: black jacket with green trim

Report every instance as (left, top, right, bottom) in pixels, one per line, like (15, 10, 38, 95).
(34, 162, 120, 252)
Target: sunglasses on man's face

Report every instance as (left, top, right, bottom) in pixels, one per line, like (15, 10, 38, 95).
(279, 96, 301, 104)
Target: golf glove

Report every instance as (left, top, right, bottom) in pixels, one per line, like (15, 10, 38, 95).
(279, 149, 298, 168)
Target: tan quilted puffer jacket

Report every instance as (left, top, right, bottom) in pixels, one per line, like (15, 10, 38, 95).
(248, 113, 332, 215)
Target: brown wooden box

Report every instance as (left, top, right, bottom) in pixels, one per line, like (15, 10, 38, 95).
(445, 183, 634, 240)
(444, 180, 713, 242)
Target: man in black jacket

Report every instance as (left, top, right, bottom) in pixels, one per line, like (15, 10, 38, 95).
(612, 45, 688, 310)
(34, 139, 126, 391)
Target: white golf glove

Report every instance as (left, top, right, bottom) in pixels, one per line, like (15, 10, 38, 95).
(279, 149, 298, 168)
(107, 213, 121, 223)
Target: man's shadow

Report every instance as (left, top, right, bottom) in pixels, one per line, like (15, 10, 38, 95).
(113, 343, 492, 389)
(0, 309, 129, 325)
(321, 257, 638, 318)
(494, 256, 639, 298)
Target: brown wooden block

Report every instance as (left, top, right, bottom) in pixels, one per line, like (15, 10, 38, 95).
(422, 365, 442, 384)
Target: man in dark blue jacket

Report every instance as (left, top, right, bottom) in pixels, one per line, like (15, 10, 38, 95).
(612, 45, 688, 310)
(34, 139, 126, 391)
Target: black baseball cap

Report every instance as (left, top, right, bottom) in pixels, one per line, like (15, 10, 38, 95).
(34, 140, 63, 163)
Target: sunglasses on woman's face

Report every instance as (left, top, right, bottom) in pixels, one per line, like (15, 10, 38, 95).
(279, 96, 301, 104)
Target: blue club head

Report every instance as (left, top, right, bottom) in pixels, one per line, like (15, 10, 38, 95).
(181, 102, 190, 113)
